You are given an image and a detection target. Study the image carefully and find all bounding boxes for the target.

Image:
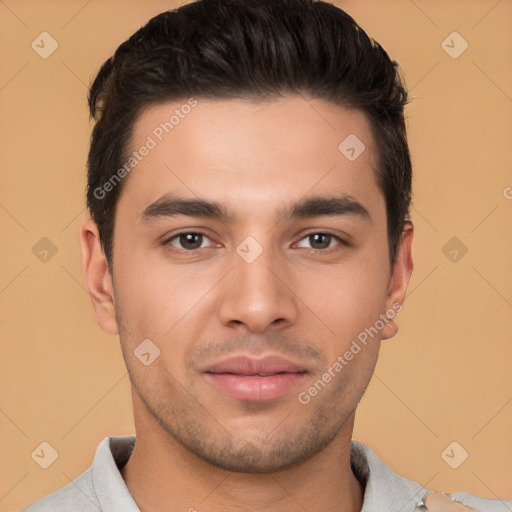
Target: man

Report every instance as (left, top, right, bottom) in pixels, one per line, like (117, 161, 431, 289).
(22, 0, 511, 511)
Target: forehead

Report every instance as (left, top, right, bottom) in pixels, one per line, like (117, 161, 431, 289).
(122, 96, 383, 218)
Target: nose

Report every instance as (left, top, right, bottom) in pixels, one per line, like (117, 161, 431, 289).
(216, 245, 299, 334)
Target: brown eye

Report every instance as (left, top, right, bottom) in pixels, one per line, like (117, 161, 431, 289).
(308, 233, 332, 249)
(297, 233, 341, 250)
(166, 232, 209, 251)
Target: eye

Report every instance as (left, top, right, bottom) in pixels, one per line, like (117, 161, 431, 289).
(165, 232, 214, 251)
(296, 233, 344, 250)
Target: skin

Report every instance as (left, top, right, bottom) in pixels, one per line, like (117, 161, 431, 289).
(80, 96, 413, 512)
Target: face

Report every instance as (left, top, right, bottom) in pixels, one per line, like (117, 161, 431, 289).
(81, 96, 413, 473)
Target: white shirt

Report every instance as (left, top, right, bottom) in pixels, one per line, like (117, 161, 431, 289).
(21, 436, 511, 511)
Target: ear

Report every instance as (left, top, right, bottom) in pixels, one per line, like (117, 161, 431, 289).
(79, 219, 119, 336)
(381, 222, 414, 340)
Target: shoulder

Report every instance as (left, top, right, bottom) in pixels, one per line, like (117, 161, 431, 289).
(443, 491, 512, 512)
(350, 440, 512, 512)
(20, 467, 99, 512)
(20, 435, 137, 512)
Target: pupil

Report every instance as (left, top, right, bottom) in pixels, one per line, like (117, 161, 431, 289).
(180, 233, 202, 249)
(311, 233, 330, 249)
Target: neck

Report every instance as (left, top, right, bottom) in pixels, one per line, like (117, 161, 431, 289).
(121, 396, 364, 512)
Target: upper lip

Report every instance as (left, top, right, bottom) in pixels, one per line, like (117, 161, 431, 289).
(203, 354, 308, 376)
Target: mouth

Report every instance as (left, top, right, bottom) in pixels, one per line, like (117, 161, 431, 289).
(202, 354, 308, 402)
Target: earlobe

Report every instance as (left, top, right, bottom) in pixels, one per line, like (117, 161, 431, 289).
(381, 222, 414, 340)
(79, 219, 119, 336)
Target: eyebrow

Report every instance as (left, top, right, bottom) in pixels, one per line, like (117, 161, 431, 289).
(141, 193, 371, 223)
(141, 194, 231, 222)
(285, 195, 371, 222)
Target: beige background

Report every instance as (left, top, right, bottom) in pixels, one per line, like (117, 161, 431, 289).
(1, 1, 511, 510)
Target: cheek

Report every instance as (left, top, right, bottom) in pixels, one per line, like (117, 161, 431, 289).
(307, 272, 385, 403)
(113, 251, 222, 358)
(113, 260, 174, 346)
(295, 256, 390, 342)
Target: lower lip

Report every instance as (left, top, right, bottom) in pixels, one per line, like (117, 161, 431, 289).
(205, 372, 306, 401)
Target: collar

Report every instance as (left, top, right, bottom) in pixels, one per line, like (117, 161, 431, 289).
(92, 436, 429, 512)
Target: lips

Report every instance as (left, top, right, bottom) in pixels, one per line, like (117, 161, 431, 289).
(205, 355, 306, 375)
(203, 355, 308, 401)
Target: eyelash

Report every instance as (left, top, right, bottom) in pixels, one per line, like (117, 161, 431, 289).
(163, 231, 348, 254)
